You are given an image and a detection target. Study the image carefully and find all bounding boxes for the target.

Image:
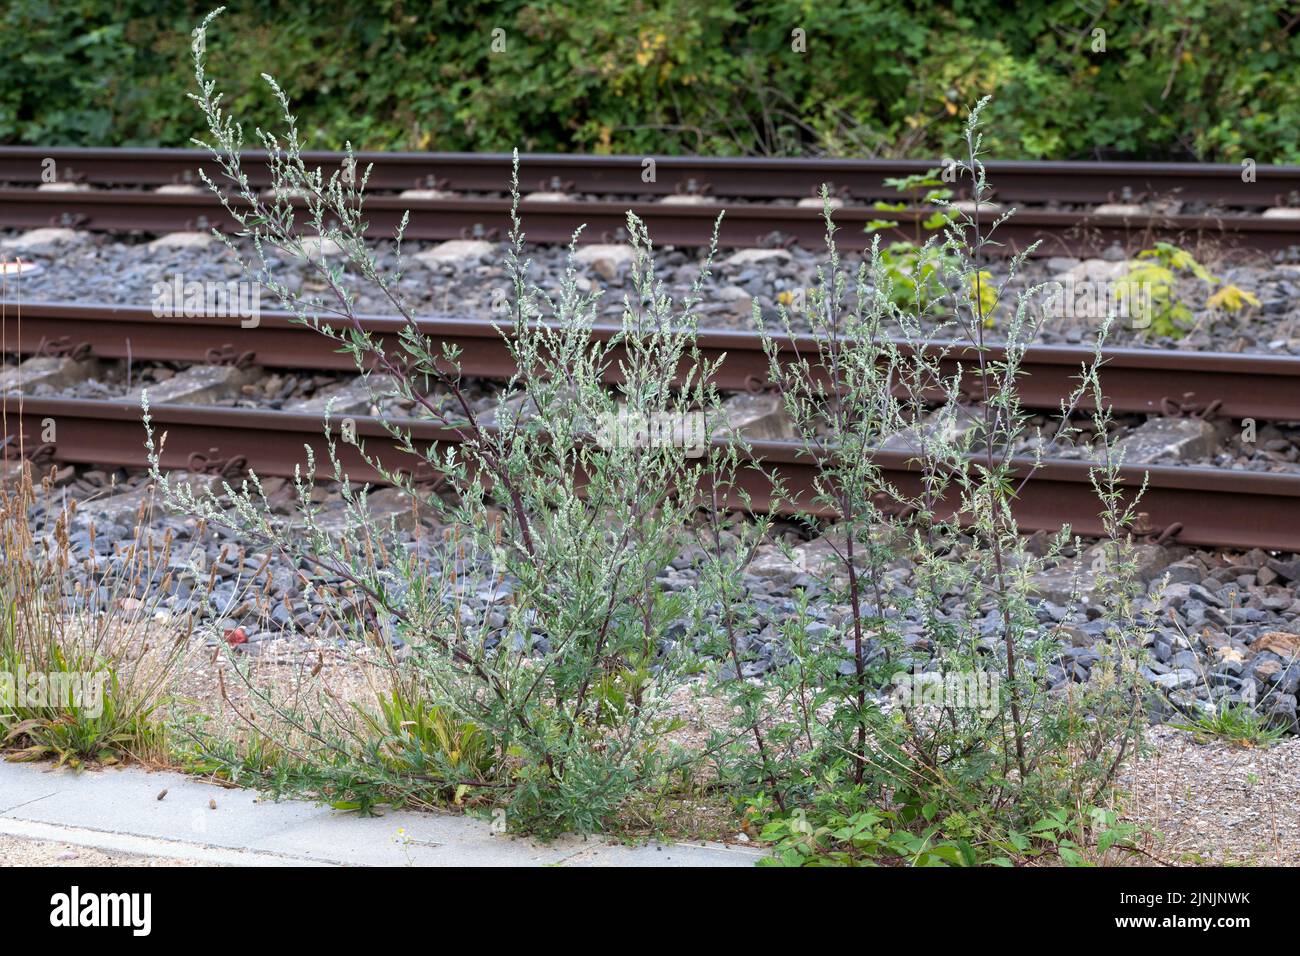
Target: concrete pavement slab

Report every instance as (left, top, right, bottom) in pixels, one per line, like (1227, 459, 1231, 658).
(0, 761, 767, 867)
(0, 766, 66, 815)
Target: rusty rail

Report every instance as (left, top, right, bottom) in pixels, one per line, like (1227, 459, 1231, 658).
(3, 395, 1297, 550)
(3, 147, 1299, 207)
(3, 188, 1300, 256)
(3, 301, 1298, 420)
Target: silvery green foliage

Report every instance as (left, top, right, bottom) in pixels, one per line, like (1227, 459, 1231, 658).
(739, 99, 1152, 831)
(154, 15, 1153, 847)
(146, 8, 746, 834)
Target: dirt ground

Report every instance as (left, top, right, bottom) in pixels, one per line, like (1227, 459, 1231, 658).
(159, 637, 1300, 865)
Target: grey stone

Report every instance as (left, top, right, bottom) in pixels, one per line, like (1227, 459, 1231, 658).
(573, 244, 636, 280)
(399, 188, 454, 200)
(1151, 669, 1200, 690)
(1027, 559, 1096, 605)
(0, 227, 80, 254)
(1052, 624, 1093, 647)
(284, 378, 375, 415)
(0, 355, 101, 393)
(1159, 561, 1204, 586)
(1264, 694, 1298, 732)
(1085, 542, 1170, 583)
(134, 364, 261, 405)
(147, 231, 216, 251)
(796, 196, 843, 209)
(1094, 203, 1147, 217)
(309, 487, 421, 537)
(659, 194, 717, 205)
(1275, 664, 1300, 696)
(949, 200, 1002, 216)
(716, 392, 796, 441)
(415, 240, 494, 266)
(1163, 581, 1224, 610)
(1115, 417, 1218, 464)
(749, 532, 857, 581)
(1061, 258, 1130, 283)
(882, 407, 982, 454)
(725, 249, 791, 267)
(1265, 557, 1300, 584)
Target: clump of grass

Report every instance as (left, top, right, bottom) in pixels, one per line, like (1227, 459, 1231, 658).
(0, 463, 192, 766)
(1169, 702, 1288, 749)
(354, 679, 497, 804)
(1156, 618, 1292, 749)
(1173, 705, 1288, 748)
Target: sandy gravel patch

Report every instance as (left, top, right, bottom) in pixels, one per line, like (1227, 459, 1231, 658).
(0, 833, 209, 866)
(1120, 724, 1300, 865)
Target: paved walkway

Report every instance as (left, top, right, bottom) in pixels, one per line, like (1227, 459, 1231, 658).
(0, 761, 766, 866)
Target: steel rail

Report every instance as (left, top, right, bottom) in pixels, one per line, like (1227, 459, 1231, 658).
(2, 146, 1299, 206)
(4, 301, 1298, 420)
(2, 188, 1299, 255)
(3, 395, 1296, 550)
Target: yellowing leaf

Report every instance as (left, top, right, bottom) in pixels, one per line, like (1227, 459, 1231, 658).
(1121, 262, 1175, 295)
(1138, 242, 1215, 282)
(1206, 284, 1260, 312)
(967, 270, 998, 326)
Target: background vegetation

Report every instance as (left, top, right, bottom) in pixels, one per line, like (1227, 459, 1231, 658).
(3, 0, 1297, 162)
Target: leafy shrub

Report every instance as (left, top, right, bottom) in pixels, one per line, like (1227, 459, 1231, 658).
(4, 1, 1300, 162)
(1118, 242, 1217, 337)
(152, 16, 1155, 858)
(146, 9, 747, 836)
(859, 171, 959, 316)
(711, 101, 1155, 865)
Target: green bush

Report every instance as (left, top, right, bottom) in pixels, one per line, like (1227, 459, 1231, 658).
(146, 16, 1158, 856)
(3, 1, 1298, 162)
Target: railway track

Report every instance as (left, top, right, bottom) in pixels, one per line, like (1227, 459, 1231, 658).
(3, 299, 1300, 550)
(2, 145, 1298, 548)
(1, 186, 1297, 257)
(4, 301, 1299, 420)
(4, 395, 1298, 550)
(2, 148, 1300, 255)
(4, 147, 1300, 206)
